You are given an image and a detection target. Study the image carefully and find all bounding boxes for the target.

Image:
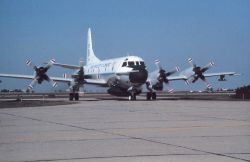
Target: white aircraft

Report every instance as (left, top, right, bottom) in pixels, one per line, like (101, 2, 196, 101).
(51, 28, 148, 100)
(0, 28, 239, 101)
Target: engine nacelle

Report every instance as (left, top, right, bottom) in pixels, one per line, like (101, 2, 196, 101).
(152, 82, 164, 91)
(218, 75, 226, 81)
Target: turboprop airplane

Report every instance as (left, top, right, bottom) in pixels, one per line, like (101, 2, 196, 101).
(0, 28, 239, 101)
(52, 28, 183, 101)
(52, 28, 148, 100)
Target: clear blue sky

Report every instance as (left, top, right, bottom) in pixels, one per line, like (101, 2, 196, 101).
(0, 0, 249, 92)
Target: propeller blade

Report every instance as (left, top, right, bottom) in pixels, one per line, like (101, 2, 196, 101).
(185, 80, 190, 85)
(28, 78, 38, 90)
(26, 60, 37, 70)
(44, 59, 55, 70)
(166, 66, 180, 76)
(192, 76, 199, 83)
(155, 60, 163, 70)
(188, 58, 196, 68)
(49, 78, 58, 87)
(200, 75, 212, 89)
(175, 66, 180, 72)
(168, 89, 174, 93)
(206, 83, 212, 89)
(165, 83, 174, 93)
(201, 61, 215, 73)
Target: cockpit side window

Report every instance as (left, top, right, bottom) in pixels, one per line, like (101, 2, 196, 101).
(122, 62, 127, 67)
(128, 61, 134, 66)
(140, 61, 145, 66)
(136, 61, 139, 65)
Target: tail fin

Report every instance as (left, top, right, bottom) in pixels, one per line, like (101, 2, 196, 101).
(86, 28, 100, 65)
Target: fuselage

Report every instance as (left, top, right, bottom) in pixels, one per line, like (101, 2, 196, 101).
(84, 55, 148, 96)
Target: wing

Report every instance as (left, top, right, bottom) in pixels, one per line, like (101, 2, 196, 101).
(167, 75, 188, 81)
(0, 73, 72, 83)
(204, 72, 237, 77)
(49, 77, 72, 83)
(0, 73, 34, 80)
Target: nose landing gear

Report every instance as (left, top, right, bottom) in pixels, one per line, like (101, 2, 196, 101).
(128, 86, 141, 101)
(129, 92, 137, 101)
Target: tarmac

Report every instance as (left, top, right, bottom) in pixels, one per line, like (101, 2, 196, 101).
(0, 98, 250, 162)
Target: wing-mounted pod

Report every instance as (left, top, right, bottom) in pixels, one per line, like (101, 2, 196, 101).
(26, 59, 57, 91)
(187, 58, 214, 89)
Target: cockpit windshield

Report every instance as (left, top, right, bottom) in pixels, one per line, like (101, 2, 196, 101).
(122, 61, 146, 67)
(122, 62, 127, 67)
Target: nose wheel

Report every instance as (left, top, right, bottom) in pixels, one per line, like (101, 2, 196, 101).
(129, 93, 137, 101)
(128, 87, 138, 101)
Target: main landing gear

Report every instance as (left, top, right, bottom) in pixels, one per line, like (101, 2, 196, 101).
(69, 92, 79, 101)
(146, 92, 157, 100)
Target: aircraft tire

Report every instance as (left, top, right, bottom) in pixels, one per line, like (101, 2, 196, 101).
(75, 93, 79, 101)
(146, 92, 152, 100)
(69, 93, 74, 101)
(152, 92, 157, 100)
(129, 94, 136, 101)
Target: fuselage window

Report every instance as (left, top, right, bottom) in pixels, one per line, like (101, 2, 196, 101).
(122, 62, 127, 67)
(128, 61, 134, 66)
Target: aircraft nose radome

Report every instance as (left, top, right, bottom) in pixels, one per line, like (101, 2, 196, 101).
(129, 67, 148, 84)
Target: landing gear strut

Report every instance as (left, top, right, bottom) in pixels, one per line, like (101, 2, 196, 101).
(146, 92, 157, 100)
(129, 93, 137, 101)
(69, 92, 79, 101)
(128, 87, 139, 101)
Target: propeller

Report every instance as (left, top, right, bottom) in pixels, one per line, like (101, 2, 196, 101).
(187, 58, 214, 89)
(155, 60, 180, 92)
(26, 59, 57, 91)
